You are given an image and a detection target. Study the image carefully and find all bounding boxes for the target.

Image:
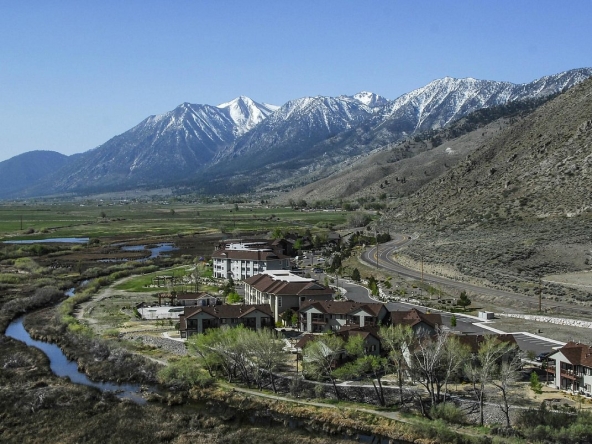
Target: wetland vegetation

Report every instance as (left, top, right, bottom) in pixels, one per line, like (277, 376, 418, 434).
(3, 198, 592, 443)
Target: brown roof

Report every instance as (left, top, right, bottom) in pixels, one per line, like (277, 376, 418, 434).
(553, 342, 592, 367)
(182, 304, 273, 320)
(294, 334, 317, 349)
(337, 325, 380, 342)
(299, 300, 385, 317)
(244, 273, 333, 297)
(390, 309, 442, 329)
(212, 249, 288, 261)
(456, 334, 518, 354)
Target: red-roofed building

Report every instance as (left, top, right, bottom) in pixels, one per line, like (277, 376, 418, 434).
(548, 342, 592, 394)
(298, 300, 388, 333)
(390, 309, 443, 337)
(179, 304, 274, 338)
(244, 271, 333, 322)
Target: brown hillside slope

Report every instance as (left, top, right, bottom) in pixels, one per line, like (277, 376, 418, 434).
(282, 119, 511, 203)
(381, 78, 592, 304)
(393, 77, 592, 225)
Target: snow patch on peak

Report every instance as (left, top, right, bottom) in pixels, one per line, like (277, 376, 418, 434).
(352, 91, 388, 108)
(216, 96, 279, 136)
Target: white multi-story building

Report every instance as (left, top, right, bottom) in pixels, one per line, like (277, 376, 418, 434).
(243, 271, 333, 322)
(212, 241, 290, 280)
(548, 341, 592, 395)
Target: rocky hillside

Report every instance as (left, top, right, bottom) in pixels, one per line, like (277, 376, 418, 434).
(379, 78, 592, 303)
(391, 77, 592, 225)
(281, 95, 554, 203)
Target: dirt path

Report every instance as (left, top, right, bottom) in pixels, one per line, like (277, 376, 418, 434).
(227, 385, 483, 439)
(228, 385, 413, 422)
(73, 276, 153, 325)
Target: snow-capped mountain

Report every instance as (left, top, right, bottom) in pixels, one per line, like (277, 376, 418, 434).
(10, 67, 592, 197)
(214, 95, 375, 165)
(216, 96, 279, 136)
(351, 91, 389, 109)
(377, 67, 592, 134)
(28, 97, 278, 193)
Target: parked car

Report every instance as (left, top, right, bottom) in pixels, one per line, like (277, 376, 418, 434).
(313, 268, 323, 273)
(536, 351, 552, 361)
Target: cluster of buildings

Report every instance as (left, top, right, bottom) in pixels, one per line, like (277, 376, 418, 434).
(176, 238, 592, 399)
(178, 266, 445, 359)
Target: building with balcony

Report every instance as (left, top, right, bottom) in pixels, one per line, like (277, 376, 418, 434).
(547, 342, 592, 395)
(244, 271, 333, 322)
(299, 300, 388, 333)
(179, 304, 274, 338)
(212, 241, 290, 280)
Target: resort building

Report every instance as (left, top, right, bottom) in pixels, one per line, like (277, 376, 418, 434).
(548, 341, 592, 395)
(298, 300, 389, 333)
(243, 271, 333, 322)
(212, 241, 290, 280)
(179, 304, 274, 338)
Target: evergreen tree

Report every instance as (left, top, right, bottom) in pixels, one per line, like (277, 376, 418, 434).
(457, 291, 471, 310)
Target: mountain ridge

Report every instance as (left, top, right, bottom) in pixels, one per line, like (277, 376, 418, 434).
(5, 67, 592, 198)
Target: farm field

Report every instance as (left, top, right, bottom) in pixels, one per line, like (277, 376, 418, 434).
(0, 200, 349, 241)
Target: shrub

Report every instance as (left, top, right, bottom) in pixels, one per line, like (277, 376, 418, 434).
(430, 402, 466, 425)
(158, 357, 214, 388)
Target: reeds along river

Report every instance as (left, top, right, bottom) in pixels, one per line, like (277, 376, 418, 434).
(4, 286, 152, 404)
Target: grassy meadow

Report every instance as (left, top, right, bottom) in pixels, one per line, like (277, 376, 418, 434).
(0, 200, 349, 241)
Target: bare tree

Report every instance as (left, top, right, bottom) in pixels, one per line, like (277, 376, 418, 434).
(491, 347, 522, 428)
(440, 335, 470, 403)
(379, 324, 414, 404)
(409, 328, 449, 407)
(464, 335, 516, 426)
(302, 334, 344, 399)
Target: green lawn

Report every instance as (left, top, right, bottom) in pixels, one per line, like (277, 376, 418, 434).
(114, 266, 192, 292)
(0, 201, 350, 240)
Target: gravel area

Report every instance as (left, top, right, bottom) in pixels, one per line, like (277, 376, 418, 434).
(487, 316, 592, 344)
(120, 332, 187, 355)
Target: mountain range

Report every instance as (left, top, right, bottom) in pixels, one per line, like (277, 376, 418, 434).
(2, 67, 591, 198)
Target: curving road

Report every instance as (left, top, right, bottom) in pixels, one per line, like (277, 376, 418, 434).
(361, 236, 592, 318)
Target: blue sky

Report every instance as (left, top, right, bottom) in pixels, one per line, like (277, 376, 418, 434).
(0, 1, 590, 162)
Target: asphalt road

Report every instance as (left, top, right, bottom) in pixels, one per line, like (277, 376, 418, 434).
(319, 274, 559, 355)
(361, 237, 592, 318)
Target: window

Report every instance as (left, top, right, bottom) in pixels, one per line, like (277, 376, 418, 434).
(278, 297, 282, 307)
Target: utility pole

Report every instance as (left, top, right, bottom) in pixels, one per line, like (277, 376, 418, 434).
(375, 227, 379, 269)
(420, 254, 424, 298)
(538, 278, 542, 313)
(376, 238, 379, 270)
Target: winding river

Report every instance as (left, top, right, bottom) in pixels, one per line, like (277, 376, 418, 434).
(4, 289, 153, 404)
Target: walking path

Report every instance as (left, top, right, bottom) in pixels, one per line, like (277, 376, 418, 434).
(228, 385, 412, 423)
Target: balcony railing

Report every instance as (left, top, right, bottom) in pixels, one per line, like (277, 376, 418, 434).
(547, 367, 580, 381)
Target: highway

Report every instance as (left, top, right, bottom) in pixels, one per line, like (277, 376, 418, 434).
(360, 236, 592, 318)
